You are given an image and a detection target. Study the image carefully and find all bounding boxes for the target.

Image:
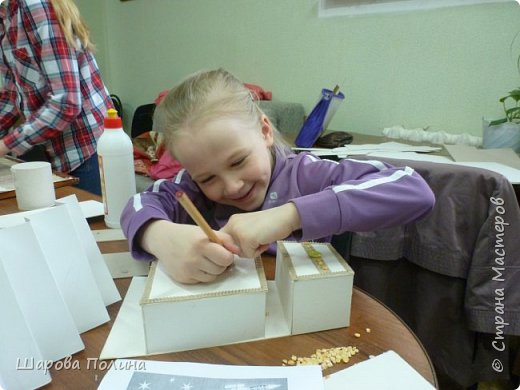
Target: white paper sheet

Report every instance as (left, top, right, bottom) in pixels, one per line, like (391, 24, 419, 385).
(0, 261, 51, 390)
(333, 142, 442, 154)
(444, 144, 520, 170)
(98, 359, 324, 390)
(0, 223, 84, 362)
(0, 198, 103, 228)
(323, 350, 434, 389)
(370, 155, 520, 184)
(78, 199, 104, 218)
(56, 196, 121, 306)
(338, 149, 520, 184)
(366, 151, 454, 163)
(27, 206, 109, 333)
(0, 195, 121, 306)
(100, 277, 147, 359)
(292, 142, 441, 157)
(147, 257, 262, 300)
(294, 140, 520, 184)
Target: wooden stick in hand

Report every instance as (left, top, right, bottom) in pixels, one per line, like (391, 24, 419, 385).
(175, 191, 223, 245)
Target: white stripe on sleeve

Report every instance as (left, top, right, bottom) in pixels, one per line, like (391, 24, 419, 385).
(174, 169, 186, 184)
(333, 166, 414, 193)
(305, 154, 385, 170)
(152, 179, 166, 193)
(348, 158, 387, 171)
(132, 193, 143, 211)
(305, 154, 339, 164)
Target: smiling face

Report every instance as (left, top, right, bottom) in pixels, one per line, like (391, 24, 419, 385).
(172, 115, 274, 211)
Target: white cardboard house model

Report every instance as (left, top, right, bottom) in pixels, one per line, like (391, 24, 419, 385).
(139, 241, 354, 354)
(140, 257, 268, 354)
(275, 241, 354, 335)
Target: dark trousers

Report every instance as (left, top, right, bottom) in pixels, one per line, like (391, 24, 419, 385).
(19, 146, 102, 196)
(69, 153, 102, 196)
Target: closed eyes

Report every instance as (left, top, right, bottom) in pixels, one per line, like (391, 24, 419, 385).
(195, 155, 248, 184)
(231, 156, 247, 167)
(198, 175, 215, 185)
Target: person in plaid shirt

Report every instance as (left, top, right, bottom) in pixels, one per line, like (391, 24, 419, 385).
(0, 0, 112, 195)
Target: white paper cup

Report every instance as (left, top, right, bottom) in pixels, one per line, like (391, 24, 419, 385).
(10, 161, 56, 210)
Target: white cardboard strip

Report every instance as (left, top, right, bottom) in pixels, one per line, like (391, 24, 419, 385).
(56, 196, 121, 306)
(0, 223, 84, 362)
(27, 206, 110, 333)
(0, 260, 51, 390)
(0, 198, 103, 228)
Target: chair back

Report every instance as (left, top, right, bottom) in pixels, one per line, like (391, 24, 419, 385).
(131, 104, 156, 138)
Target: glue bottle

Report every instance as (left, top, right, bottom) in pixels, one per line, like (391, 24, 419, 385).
(97, 108, 136, 228)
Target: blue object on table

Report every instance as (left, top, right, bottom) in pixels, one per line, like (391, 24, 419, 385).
(294, 87, 345, 148)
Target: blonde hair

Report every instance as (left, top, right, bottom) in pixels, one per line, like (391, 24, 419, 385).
(153, 68, 290, 157)
(49, 0, 94, 51)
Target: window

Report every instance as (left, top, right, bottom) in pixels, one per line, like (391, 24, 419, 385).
(318, 0, 511, 17)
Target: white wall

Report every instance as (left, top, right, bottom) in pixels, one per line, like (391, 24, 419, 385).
(78, 0, 520, 137)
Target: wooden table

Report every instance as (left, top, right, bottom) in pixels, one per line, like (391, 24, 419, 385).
(1, 186, 438, 389)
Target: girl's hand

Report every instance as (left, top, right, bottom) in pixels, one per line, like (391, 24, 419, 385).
(138, 219, 238, 284)
(220, 203, 301, 258)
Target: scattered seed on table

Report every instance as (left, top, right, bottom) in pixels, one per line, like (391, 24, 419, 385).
(281, 346, 359, 371)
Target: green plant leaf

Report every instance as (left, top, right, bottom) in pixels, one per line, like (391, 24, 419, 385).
(488, 118, 508, 126)
(508, 88, 520, 101)
(509, 109, 520, 122)
(506, 106, 520, 116)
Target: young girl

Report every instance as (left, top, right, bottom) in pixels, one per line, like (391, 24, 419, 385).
(0, 0, 112, 195)
(121, 68, 435, 284)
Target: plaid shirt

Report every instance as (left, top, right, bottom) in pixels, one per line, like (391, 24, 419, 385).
(0, 0, 112, 172)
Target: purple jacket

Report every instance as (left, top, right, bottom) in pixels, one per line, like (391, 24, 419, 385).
(121, 152, 435, 260)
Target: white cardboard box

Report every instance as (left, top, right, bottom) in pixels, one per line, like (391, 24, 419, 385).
(276, 241, 354, 335)
(140, 257, 268, 354)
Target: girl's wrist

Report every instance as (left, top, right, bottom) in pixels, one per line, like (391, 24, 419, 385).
(138, 219, 169, 254)
(284, 202, 301, 232)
